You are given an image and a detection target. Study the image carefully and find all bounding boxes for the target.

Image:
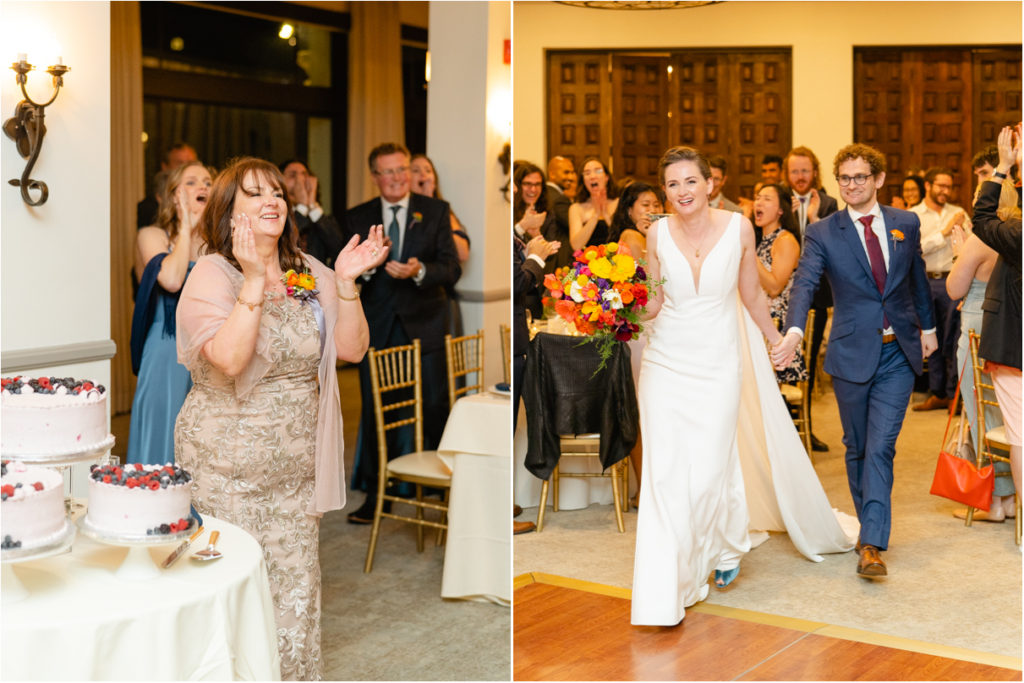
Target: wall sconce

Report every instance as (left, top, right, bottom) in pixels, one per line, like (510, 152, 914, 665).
(2, 54, 70, 206)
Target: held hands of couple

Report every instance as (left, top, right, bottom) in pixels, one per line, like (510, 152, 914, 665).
(770, 331, 801, 370)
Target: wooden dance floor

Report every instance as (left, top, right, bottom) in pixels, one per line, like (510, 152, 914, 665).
(514, 574, 1022, 681)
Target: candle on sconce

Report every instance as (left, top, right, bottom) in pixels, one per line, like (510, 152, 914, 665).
(56, 56, 63, 66)
(17, 53, 27, 63)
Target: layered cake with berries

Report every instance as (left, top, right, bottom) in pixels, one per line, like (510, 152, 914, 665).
(85, 463, 194, 537)
(1, 377, 109, 456)
(1, 460, 66, 550)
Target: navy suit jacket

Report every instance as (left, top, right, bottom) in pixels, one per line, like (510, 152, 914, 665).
(784, 205, 934, 383)
(343, 193, 460, 354)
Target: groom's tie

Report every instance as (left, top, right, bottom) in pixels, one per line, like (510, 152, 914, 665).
(859, 215, 889, 329)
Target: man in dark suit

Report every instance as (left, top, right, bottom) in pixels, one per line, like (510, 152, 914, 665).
(784, 145, 839, 452)
(971, 125, 1022, 504)
(774, 143, 937, 579)
(279, 159, 346, 268)
(343, 142, 462, 524)
(545, 156, 574, 255)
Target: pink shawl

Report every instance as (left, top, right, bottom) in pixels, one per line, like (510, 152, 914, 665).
(177, 253, 345, 515)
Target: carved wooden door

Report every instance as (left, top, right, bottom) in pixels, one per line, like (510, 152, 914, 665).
(855, 46, 1022, 209)
(546, 52, 612, 172)
(611, 55, 670, 183)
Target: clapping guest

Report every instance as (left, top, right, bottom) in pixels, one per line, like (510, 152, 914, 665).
(514, 162, 566, 315)
(569, 157, 619, 250)
(891, 175, 926, 209)
(753, 184, 808, 385)
(410, 154, 471, 337)
(175, 157, 388, 680)
(280, 160, 347, 268)
(129, 160, 212, 465)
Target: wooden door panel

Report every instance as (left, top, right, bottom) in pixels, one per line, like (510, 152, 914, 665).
(728, 53, 791, 200)
(547, 53, 611, 171)
(973, 48, 1023, 155)
(854, 50, 907, 203)
(613, 55, 670, 183)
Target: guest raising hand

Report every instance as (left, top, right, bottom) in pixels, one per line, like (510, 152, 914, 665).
(129, 160, 212, 466)
(174, 157, 387, 680)
(569, 157, 620, 250)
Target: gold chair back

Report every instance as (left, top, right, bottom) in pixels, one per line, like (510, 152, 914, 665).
(445, 329, 485, 407)
(500, 323, 511, 384)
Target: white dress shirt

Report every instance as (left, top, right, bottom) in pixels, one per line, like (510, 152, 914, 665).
(911, 201, 970, 273)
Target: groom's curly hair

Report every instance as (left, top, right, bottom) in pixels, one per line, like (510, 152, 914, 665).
(832, 144, 887, 178)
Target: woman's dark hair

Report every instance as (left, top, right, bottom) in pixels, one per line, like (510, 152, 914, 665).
(513, 161, 548, 223)
(574, 156, 619, 205)
(755, 183, 800, 247)
(902, 175, 926, 205)
(609, 182, 656, 241)
(157, 160, 212, 243)
(200, 157, 303, 273)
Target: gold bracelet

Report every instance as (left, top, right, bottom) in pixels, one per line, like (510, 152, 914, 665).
(236, 295, 264, 311)
(337, 288, 360, 301)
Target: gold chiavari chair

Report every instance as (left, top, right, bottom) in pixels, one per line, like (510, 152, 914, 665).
(537, 436, 629, 533)
(500, 323, 511, 385)
(967, 330, 1021, 544)
(364, 339, 452, 573)
(444, 329, 485, 407)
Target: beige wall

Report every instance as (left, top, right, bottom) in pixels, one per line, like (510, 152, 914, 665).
(513, 0, 1022, 198)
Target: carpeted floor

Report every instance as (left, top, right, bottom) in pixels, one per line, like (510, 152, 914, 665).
(513, 387, 1023, 661)
(113, 365, 510, 681)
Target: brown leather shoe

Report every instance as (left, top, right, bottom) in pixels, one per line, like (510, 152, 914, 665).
(913, 395, 950, 411)
(513, 505, 523, 518)
(513, 521, 536, 535)
(857, 545, 887, 578)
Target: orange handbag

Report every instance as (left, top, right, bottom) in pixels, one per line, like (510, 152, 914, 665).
(929, 359, 994, 510)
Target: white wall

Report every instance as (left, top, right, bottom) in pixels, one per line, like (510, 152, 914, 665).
(1, 1, 112, 494)
(427, 1, 511, 387)
(513, 0, 1022, 198)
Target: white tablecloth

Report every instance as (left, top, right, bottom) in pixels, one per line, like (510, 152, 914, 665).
(2, 512, 280, 680)
(437, 391, 510, 605)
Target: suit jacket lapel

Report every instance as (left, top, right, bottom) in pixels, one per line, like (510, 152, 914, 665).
(838, 210, 877, 290)
(402, 195, 424, 262)
(880, 206, 902, 297)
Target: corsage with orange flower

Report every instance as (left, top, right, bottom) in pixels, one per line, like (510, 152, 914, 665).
(541, 241, 660, 371)
(282, 268, 319, 303)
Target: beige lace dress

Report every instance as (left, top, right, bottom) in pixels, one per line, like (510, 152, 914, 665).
(175, 254, 346, 682)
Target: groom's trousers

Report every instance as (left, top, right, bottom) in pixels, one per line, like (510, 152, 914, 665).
(831, 341, 915, 550)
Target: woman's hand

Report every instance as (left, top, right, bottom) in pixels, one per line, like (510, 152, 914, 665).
(334, 224, 389, 282)
(520, 207, 547, 237)
(995, 124, 1020, 173)
(231, 213, 266, 282)
(634, 213, 652, 236)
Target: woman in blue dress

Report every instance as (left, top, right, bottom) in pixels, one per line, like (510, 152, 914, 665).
(128, 161, 212, 464)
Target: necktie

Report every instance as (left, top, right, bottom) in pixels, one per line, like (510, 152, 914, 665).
(799, 196, 807, 231)
(388, 205, 401, 261)
(859, 215, 889, 328)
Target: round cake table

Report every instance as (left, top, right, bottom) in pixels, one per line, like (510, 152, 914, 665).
(1, 510, 281, 680)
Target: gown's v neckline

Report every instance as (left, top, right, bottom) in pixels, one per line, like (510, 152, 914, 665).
(665, 214, 733, 295)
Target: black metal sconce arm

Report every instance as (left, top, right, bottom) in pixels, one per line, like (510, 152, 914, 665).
(2, 60, 70, 207)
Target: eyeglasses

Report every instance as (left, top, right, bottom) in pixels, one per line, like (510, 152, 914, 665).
(836, 173, 874, 187)
(374, 166, 409, 178)
(520, 181, 544, 189)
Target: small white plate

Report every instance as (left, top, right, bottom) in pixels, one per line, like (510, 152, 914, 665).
(487, 384, 511, 398)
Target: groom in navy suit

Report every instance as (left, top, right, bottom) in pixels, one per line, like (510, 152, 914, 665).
(773, 143, 936, 578)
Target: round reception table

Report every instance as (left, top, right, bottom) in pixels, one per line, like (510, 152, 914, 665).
(2, 510, 280, 680)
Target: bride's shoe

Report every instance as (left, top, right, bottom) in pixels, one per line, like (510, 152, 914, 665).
(714, 566, 740, 589)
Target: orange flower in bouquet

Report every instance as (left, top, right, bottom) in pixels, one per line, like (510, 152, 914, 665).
(541, 241, 658, 370)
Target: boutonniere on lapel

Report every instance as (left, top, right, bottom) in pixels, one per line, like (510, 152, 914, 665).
(890, 229, 904, 243)
(411, 211, 423, 226)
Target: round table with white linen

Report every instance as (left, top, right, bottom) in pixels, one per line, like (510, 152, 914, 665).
(2, 510, 280, 680)
(437, 391, 511, 605)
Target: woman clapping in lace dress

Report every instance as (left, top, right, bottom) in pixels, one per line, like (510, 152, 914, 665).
(174, 157, 388, 680)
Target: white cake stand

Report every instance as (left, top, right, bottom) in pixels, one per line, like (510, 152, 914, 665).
(1, 519, 76, 604)
(78, 516, 197, 581)
(3, 434, 116, 466)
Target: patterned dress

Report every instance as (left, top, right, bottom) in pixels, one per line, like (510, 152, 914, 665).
(756, 228, 808, 384)
(175, 293, 323, 681)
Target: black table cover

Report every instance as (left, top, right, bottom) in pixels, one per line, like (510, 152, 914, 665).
(523, 332, 639, 481)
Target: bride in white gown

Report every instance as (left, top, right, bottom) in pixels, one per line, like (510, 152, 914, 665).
(631, 147, 856, 627)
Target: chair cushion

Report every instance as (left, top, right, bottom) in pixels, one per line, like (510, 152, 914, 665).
(387, 450, 452, 484)
(986, 425, 1010, 448)
(779, 384, 803, 402)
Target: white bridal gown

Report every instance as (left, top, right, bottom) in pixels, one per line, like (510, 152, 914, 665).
(631, 213, 855, 626)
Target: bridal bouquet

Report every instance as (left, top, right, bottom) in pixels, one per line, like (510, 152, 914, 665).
(542, 241, 654, 370)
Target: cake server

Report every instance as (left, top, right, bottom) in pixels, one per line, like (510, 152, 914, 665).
(161, 525, 204, 569)
(191, 530, 222, 562)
